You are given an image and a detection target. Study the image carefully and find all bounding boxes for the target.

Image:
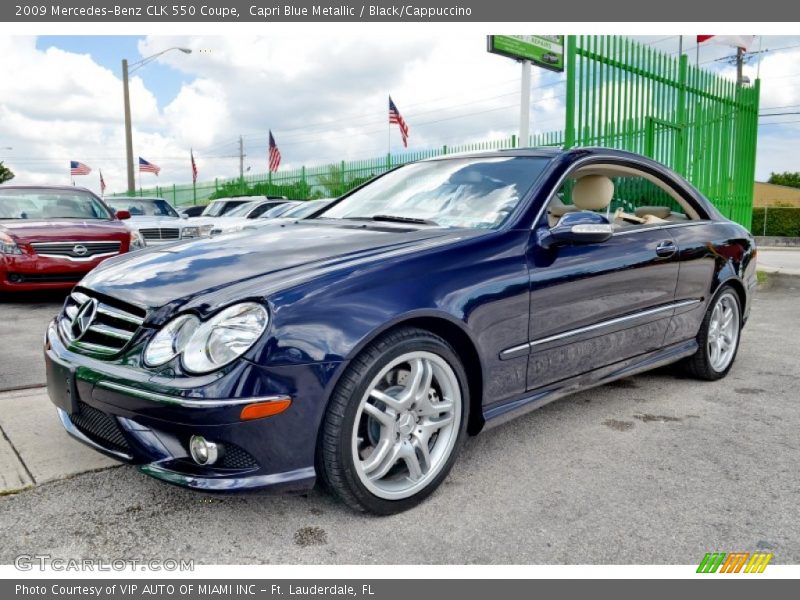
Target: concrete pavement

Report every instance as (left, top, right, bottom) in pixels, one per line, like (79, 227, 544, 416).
(0, 387, 117, 495)
(757, 247, 800, 276)
(0, 280, 798, 564)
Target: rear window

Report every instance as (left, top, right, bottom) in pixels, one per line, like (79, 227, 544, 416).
(107, 198, 178, 217)
(0, 189, 113, 220)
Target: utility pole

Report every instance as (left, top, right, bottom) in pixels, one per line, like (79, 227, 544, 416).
(238, 135, 245, 180)
(519, 59, 531, 148)
(122, 59, 135, 194)
(736, 47, 745, 86)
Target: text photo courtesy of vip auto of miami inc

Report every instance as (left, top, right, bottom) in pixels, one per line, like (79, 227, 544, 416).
(1, 20, 800, 583)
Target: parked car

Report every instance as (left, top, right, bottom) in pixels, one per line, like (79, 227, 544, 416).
(241, 199, 334, 232)
(44, 148, 756, 514)
(106, 197, 212, 245)
(209, 199, 298, 237)
(1, 186, 144, 292)
(178, 205, 208, 218)
(200, 196, 287, 218)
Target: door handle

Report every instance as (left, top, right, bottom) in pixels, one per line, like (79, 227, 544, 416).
(655, 240, 677, 258)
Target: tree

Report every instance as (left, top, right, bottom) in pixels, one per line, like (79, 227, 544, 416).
(768, 172, 800, 189)
(0, 161, 14, 184)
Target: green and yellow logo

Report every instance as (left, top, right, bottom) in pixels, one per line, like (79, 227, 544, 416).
(697, 552, 773, 573)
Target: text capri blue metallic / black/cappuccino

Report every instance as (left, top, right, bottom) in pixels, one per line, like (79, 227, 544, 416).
(45, 147, 756, 514)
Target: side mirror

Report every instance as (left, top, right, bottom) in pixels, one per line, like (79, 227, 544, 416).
(116, 210, 131, 220)
(180, 213, 189, 220)
(539, 211, 614, 249)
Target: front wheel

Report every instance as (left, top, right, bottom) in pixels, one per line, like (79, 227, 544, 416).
(318, 327, 468, 514)
(683, 285, 742, 380)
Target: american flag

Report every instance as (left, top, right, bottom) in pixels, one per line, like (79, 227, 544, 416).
(389, 96, 409, 148)
(191, 149, 198, 183)
(268, 130, 281, 172)
(99, 170, 106, 195)
(70, 161, 91, 176)
(139, 157, 161, 176)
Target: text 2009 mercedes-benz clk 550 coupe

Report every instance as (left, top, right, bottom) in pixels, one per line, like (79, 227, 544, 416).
(44, 148, 756, 514)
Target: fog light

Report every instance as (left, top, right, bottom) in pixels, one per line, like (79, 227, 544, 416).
(189, 435, 219, 466)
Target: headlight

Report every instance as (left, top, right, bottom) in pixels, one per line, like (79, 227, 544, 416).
(0, 232, 22, 255)
(181, 226, 201, 239)
(182, 303, 269, 373)
(129, 231, 146, 250)
(143, 314, 200, 367)
(143, 303, 269, 374)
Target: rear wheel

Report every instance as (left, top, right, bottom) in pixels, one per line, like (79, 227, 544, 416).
(683, 285, 742, 380)
(318, 327, 468, 514)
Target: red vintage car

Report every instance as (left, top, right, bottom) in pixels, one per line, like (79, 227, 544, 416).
(0, 185, 144, 292)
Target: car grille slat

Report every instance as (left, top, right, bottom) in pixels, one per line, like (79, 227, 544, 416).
(59, 290, 146, 356)
(139, 228, 180, 241)
(31, 241, 121, 259)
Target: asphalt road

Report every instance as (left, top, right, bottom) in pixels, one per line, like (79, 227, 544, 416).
(0, 277, 798, 564)
(0, 290, 67, 391)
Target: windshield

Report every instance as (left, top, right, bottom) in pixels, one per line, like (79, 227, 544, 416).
(225, 202, 258, 217)
(261, 202, 300, 218)
(107, 198, 178, 218)
(319, 156, 550, 229)
(283, 199, 333, 218)
(0, 188, 113, 220)
(203, 200, 252, 216)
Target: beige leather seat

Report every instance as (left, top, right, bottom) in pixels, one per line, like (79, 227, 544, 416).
(572, 174, 615, 212)
(547, 175, 615, 227)
(547, 195, 578, 227)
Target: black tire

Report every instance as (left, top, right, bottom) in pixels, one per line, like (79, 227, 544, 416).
(317, 326, 469, 515)
(682, 285, 742, 381)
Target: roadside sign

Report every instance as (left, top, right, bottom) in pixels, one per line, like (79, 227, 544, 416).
(487, 35, 564, 72)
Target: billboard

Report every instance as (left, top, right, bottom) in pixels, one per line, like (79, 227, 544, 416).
(487, 35, 564, 72)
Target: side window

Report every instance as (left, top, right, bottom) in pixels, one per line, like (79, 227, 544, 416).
(610, 176, 687, 226)
(545, 168, 699, 230)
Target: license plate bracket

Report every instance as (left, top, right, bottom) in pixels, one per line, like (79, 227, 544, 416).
(45, 354, 79, 415)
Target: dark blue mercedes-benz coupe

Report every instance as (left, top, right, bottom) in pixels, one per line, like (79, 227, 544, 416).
(45, 147, 756, 514)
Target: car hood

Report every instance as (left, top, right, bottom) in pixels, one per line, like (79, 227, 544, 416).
(0, 219, 130, 242)
(80, 221, 478, 314)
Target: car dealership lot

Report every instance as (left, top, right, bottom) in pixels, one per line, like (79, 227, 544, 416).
(0, 275, 798, 563)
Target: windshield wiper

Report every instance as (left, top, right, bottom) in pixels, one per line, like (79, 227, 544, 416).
(370, 214, 439, 226)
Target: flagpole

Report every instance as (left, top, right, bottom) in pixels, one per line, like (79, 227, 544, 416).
(387, 94, 392, 164)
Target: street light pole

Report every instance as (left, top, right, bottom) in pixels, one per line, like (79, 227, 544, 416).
(122, 59, 135, 194)
(121, 47, 192, 195)
(519, 60, 531, 148)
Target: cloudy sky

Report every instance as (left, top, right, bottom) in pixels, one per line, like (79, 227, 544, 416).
(1, 34, 799, 195)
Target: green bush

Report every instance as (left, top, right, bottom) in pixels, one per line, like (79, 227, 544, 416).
(752, 207, 800, 237)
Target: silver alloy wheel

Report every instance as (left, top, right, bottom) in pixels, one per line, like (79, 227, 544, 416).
(707, 291, 740, 372)
(351, 351, 462, 500)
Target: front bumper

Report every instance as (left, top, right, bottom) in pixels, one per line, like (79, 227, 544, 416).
(1, 253, 110, 291)
(44, 320, 341, 493)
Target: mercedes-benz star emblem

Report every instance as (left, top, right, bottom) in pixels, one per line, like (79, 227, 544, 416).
(72, 298, 98, 339)
(72, 244, 89, 257)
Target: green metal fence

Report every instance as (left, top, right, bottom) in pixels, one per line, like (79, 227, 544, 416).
(564, 35, 760, 228)
(113, 35, 759, 229)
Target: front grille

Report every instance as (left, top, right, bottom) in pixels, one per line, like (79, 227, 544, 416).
(219, 444, 259, 470)
(30, 241, 121, 259)
(59, 290, 146, 356)
(139, 228, 180, 241)
(7, 272, 84, 283)
(71, 401, 130, 453)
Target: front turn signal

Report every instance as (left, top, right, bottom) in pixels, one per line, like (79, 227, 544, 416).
(240, 398, 292, 421)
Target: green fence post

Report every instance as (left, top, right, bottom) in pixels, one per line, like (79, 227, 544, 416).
(565, 35, 577, 148)
(172, 184, 176, 205)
